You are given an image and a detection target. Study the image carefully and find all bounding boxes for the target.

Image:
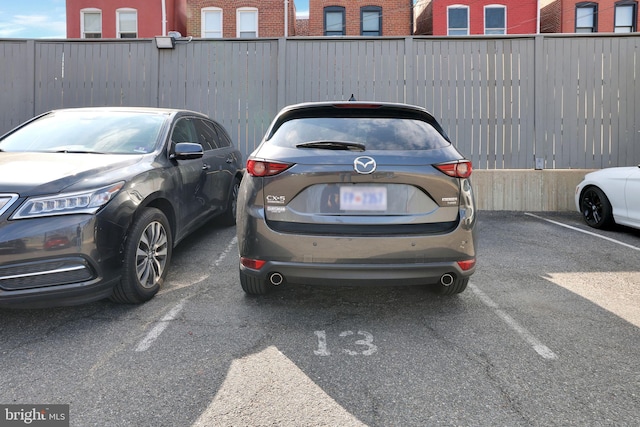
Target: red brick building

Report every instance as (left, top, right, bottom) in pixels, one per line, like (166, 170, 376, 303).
(66, 0, 187, 38)
(186, 1, 297, 38)
(541, 0, 638, 33)
(307, 0, 413, 36)
(416, 0, 539, 35)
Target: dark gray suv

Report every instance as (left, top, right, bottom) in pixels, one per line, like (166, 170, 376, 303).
(236, 101, 476, 296)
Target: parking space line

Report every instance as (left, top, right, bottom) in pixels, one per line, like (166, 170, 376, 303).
(469, 283, 558, 360)
(214, 236, 237, 267)
(135, 298, 188, 352)
(524, 212, 640, 251)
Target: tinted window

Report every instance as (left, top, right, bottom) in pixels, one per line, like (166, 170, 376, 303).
(171, 118, 198, 144)
(194, 119, 219, 150)
(213, 123, 232, 148)
(269, 117, 450, 151)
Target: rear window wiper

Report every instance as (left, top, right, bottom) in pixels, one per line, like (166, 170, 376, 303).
(296, 141, 366, 151)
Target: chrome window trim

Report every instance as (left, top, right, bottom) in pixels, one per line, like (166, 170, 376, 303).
(0, 194, 19, 217)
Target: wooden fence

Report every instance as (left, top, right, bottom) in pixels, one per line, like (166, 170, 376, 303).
(1, 35, 638, 169)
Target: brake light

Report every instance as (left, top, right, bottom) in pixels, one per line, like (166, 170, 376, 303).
(246, 160, 293, 177)
(435, 161, 472, 179)
(332, 103, 382, 109)
(241, 257, 267, 270)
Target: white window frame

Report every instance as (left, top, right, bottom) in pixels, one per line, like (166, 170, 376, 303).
(116, 8, 137, 39)
(201, 7, 223, 38)
(484, 5, 507, 35)
(447, 5, 470, 36)
(81, 8, 102, 39)
(237, 7, 258, 38)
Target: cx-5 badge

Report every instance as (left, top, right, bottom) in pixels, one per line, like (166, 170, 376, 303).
(354, 156, 376, 174)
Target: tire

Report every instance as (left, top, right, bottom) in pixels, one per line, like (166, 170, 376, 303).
(433, 276, 469, 296)
(239, 268, 270, 295)
(579, 186, 614, 229)
(220, 177, 241, 227)
(111, 208, 173, 304)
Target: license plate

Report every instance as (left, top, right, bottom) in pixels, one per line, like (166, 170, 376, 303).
(339, 186, 387, 211)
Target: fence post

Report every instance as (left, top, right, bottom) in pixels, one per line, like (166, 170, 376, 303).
(27, 40, 36, 117)
(277, 38, 287, 111)
(534, 34, 545, 169)
(405, 37, 415, 105)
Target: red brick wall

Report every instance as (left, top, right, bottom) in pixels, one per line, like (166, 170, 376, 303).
(186, 0, 297, 38)
(540, 0, 562, 33)
(308, 0, 413, 36)
(431, 0, 538, 35)
(67, 0, 187, 38)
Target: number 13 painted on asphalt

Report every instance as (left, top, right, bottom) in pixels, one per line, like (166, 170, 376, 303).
(314, 330, 378, 356)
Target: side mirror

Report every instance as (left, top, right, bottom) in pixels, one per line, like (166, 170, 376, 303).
(171, 142, 203, 160)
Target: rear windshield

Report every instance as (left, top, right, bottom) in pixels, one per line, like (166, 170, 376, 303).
(268, 117, 450, 151)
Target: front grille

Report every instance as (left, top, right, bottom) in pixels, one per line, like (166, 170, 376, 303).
(266, 220, 459, 236)
(0, 257, 96, 290)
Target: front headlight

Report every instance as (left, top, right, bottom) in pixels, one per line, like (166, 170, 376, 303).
(12, 182, 125, 219)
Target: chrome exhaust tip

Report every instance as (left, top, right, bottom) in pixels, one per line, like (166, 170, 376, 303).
(269, 272, 284, 286)
(440, 273, 455, 287)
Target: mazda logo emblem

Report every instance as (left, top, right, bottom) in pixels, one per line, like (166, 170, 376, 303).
(354, 156, 377, 174)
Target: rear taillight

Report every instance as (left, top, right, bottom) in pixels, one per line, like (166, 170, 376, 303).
(246, 160, 293, 177)
(434, 161, 472, 179)
(457, 259, 476, 271)
(241, 257, 266, 270)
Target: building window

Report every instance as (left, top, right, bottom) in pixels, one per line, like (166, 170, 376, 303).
(325, 6, 345, 36)
(117, 9, 137, 38)
(485, 5, 506, 35)
(361, 6, 382, 36)
(614, 1, 637, 32)
(237, 8, 258, 38)
(202, 7, 223, 38)
(448, 5, 469, 35)
(575, 3, 597, 33)
(81, 9, 101, 39)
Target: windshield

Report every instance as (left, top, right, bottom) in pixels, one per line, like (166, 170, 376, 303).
(269, 117, 450, 151)
(0, 111, 167, 154)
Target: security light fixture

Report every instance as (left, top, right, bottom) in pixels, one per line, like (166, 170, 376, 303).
(155, 35, 175, 49)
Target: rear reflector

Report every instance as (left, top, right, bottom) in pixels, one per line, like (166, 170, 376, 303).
(246, 160, 293, 177)
(241, 257, 267, 270)
(435, 161, 472, 179)
(457, 259, 476, 271)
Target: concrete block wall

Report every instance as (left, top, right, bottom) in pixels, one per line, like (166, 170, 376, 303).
(472, 169, 596, 211)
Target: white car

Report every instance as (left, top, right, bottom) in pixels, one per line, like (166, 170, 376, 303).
(575, 166, 640, 230)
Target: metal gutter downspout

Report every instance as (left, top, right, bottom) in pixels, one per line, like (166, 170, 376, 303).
(284, 0, 289, 37)
(161, 0, 168, 36)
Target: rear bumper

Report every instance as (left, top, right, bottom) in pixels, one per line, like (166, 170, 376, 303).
(240, 259, 475, 287)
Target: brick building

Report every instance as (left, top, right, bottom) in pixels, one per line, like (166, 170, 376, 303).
(307, 0, 413, 36)
(416, 0, 539, 35)
(541, 0, 638, 33)
(66, 0, 187, 38)
(186, 0, 297, 38)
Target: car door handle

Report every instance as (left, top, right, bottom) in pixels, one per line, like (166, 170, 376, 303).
(202, 163, 211, 170)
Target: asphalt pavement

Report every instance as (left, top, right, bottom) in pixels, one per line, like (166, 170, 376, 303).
(1, 211, 639, 426)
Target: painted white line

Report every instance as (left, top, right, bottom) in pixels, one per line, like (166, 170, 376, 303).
(469, 283, 558, 360)
(135, 299, 188, 352)
(524, 212, 640, 251)
(214, 236, 237, 267)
